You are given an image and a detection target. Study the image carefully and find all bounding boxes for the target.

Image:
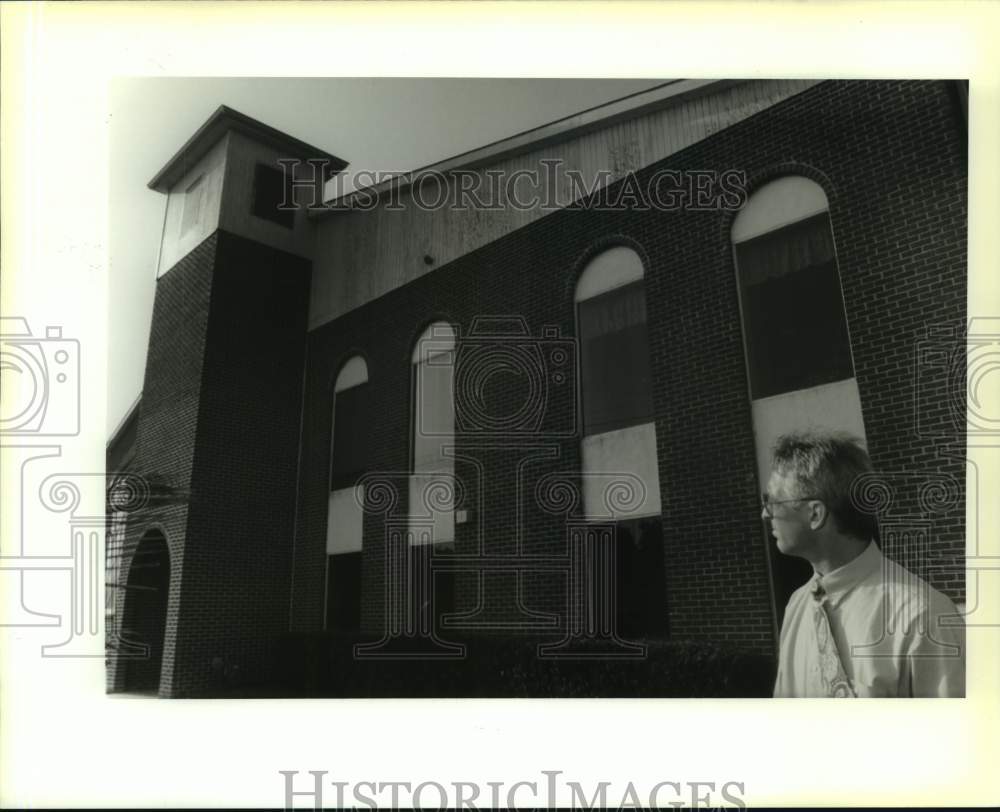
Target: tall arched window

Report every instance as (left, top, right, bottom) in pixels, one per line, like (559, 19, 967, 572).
(575, 245, 661, 519)
(408, 322, 457, 631)
(325, 355, 369, 631)
(732, 176, 867, 486)
(732, 176, 867, 619)
(733, 177, 855, 399)
(410, 321, 456, 545)
(575, 246, 666, 639)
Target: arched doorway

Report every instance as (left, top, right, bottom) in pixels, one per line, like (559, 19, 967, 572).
(120, 530, 170, 694)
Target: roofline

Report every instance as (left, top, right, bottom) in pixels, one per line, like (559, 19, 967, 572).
(148, 104, 348, 193)
(313, 78, 738, 216)
(107, 394, 141, 448)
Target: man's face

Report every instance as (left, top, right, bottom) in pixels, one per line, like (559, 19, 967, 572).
(763, 470, 815, 559)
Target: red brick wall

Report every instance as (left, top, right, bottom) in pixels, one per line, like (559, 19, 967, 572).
(111, 233, 216, 695)
(118, 80, 966, 697)
(113, 231, 312, 696)
(639, 79, 966, 644)
(291, 80, 966, 656)
(174, 231, 311, 695)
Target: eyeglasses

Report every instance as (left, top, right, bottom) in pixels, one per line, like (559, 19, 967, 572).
(761, 492, 820, 518)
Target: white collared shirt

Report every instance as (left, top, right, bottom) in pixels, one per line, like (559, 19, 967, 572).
(774, 541, 965, 697)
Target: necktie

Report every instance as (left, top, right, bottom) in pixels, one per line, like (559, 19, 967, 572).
(811, 579, 856, 698)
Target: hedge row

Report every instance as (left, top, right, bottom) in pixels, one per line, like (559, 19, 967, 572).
(243, 633, 775, 698)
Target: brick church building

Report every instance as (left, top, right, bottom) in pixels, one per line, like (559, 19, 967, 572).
(106, 80, 967, 697)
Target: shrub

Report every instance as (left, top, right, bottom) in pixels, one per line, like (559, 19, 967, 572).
(271, 632, 775, 698)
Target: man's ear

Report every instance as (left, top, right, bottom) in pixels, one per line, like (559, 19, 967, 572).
(808, 500, 829, 531)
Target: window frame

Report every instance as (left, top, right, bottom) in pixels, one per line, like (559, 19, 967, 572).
(731, 177, 858, 401)
(573, 246, 654, 439)
(179, 175, 204, 236)
(251, 162, 295, 230)
(324, 355, 370, 632)
(408, 321, 457, 547)
(409, 321, 457, 473)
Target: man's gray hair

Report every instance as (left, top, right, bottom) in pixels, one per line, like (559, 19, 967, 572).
(771, 429, 877, 541)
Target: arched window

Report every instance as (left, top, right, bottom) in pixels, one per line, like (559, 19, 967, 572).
(410, 321, 456, 545)
(732, 177, 854, 399)
(575, 246, 661, 520)
(409, 322, 457, 631)
(732, 176, 867, 617)
(575, 246, 665, 638)
(325, 355, 369, 631)
(575, 246, 653, 436)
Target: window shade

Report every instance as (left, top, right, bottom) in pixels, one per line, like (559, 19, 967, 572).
(331, 383, 371, 489)
(735, 212, 854, 399)
(578, 281, 654, 436)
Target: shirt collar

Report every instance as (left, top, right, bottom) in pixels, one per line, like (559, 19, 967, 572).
(809, 541, 882, 608)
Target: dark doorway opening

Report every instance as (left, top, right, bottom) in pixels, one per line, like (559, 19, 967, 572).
(615, 517, 668, 639)
(326, 551, 362, 632)
(409, 541, 457, 634)
(120, 530, 170, 694)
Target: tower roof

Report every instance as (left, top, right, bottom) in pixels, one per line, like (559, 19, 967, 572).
(147, 104, 348, 193)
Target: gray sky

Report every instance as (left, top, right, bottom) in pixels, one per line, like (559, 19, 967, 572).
(108, 77, 665, 436)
